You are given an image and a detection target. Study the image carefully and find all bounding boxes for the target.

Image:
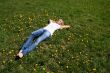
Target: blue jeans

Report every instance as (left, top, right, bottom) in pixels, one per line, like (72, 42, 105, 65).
(21, 28, 51, 55)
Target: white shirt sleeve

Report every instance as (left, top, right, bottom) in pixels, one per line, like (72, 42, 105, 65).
(49, 19, 53, 23)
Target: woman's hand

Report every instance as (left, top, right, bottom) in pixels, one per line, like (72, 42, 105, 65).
(60, 25, 71, 29)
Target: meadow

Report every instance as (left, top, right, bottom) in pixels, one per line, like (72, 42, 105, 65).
(0, 0, 110, 73)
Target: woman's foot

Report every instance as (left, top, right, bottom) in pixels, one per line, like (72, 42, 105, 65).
(15, 51, 23, 60)
(18, 52, 23, 58)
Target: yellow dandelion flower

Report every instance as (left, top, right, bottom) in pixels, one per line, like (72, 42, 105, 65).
(29, 17, 31, 20)
(68, 38, 70, 40)
(52, 54, 54, 57)
(3, 49, 5, 52)
(11, 50, 14, 52)
(9, 51, 12, 54)
(29, 25, 32, 28)
(82, 39, 83, 42)
(43, 67, 45, 70)
(49, 44, 52, 47)
(20, 14, 22, 18)
(69, 35, 71, 38)
(10, 59, 13, 62)
(55, 50, 58, 52)
(87, 40, 88, 43)
(3, 61, 5, 64)
(35, 64, 38, 66)
(86, 54, 88, 56)
(34, 68, 36, 71)
(93, 68, 96, 71)
(66, 66, 68, 68)
(46, 13, 48, 16)
(86, 34, 88, 36)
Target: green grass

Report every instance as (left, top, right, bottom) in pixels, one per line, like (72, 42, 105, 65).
(0, 0, 110, 73)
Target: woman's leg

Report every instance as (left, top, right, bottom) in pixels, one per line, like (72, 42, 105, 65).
(21, 28, 44, 51)
(22, 30, 51, 56)
(21, 35, 34, 51)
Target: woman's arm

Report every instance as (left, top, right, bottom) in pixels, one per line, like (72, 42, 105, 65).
(60, 25, 71, 29)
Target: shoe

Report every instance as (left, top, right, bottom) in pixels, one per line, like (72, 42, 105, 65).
(15, 55, 20, 61)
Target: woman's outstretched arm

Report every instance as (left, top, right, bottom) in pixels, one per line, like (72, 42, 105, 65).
(60, 25, 71, 29)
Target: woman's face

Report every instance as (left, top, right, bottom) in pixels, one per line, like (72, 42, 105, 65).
(57, 19, 64, 25)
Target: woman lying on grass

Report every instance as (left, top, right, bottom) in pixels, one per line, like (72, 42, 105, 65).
(15, 19, 71, 60)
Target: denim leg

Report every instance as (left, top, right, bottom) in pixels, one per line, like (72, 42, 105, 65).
(32, 28, 44, 36)
(21, 35, 34, 50)
(22, 30, 51, 55)
(21, 28, 44, 50)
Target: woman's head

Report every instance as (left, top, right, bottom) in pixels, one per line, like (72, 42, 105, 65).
(56, 19, 64, 25)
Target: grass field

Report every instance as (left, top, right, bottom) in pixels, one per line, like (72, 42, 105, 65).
(0, 0, 110, 73)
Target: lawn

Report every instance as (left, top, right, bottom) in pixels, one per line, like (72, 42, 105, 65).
(0, 0, 110, 73)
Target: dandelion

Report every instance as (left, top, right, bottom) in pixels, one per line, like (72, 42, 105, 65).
(77, 58, 79, 61)
(11, 50, 14, 52)
(3, 61, 5, 64)
(85, 54, 88, 56)
(66, 66, 68, 68)
(46, 13, 48, 16)
(3, 49, 5, 52)
(29, 17, 31, 20)
(93, 68, 96, 71)
(61, 45, 64, 49)
(43, 67, 45, 70)
(87, 59, 91, 62)
(76, 56, 78, 58)
(29, 25, 32, 28)
(35, 64, 38, 66)
(18, 34, 20, 37)
(9, 51, 12, 54)
(86, 34, 89, 36)
(34, 68, 36, 71)
(82, 39, 83, 42)
(52, 54, 54, 57)
(87, 40, 88, 43)
(83, 61, 85, 64)
(55, 50, 58, 52)
(69, 35, 71, 38)
(49, 44, 52, 47)
(72, 56, 74, 59)
(19, 64, 23, 69)
(14, 55, 16, 57)
(67, 38, 70, 40)
(10, 59, 13, 62)
(20, 14, 23, 18)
